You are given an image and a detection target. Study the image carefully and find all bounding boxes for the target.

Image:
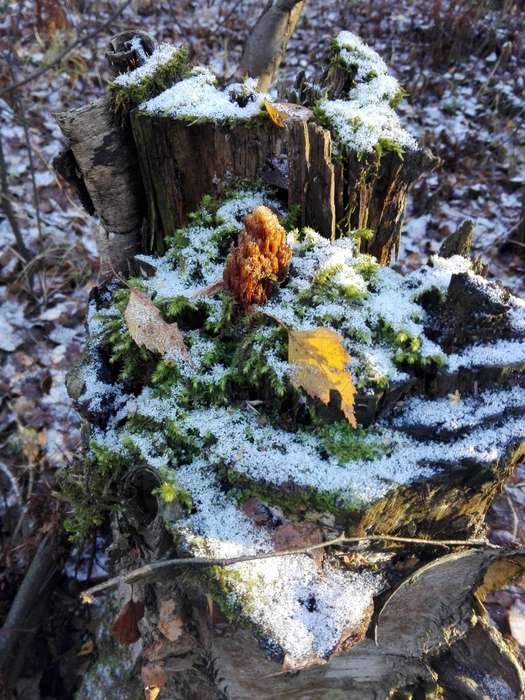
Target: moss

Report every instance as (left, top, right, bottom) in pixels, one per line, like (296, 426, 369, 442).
(154, 475, 193, 511)
(59, 442, 130, 543)
(109, 44, 191, 122)
(316, 420, 388, 462)
(374, 137, 405, 161)
(218, 462, 360, 520)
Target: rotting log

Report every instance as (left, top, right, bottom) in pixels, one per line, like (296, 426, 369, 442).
(287, 120, 437, 260)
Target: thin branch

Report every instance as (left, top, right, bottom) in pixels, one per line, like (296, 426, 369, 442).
(0, 0, 133, 97)
(81, 534, 499, 599)
(0, 114, 31, 260)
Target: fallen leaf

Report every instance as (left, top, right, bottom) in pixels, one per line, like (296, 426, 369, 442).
(111, 599, 145, 645)
(77, 639, 94, 656)
(264, 98, 287, 128)
(158, 599, 184, 642)
(80, 591, 94, 605)
(144, 687, 161, 700)
(288, 328, 357, 427)
(191, 279, 224, 297)
(124, 288, 191, 364)
(272, 521, 324, 568)
(142, 663, 167, 689)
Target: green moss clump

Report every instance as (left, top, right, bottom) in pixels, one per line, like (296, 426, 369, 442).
(109, 44, 191, 122)
(60, 442, 130, 543)
(317, 420, 388, 462)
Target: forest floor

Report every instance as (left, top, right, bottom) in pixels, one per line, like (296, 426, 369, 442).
(1, 0, 525, 697)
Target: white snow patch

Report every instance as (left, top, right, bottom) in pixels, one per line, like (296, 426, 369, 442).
(142, 68, 265, 122)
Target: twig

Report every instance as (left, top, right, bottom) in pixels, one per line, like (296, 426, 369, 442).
(0, 113, 31, 260)
(0, 536, 60, 675)
(0, 0, 133, 97)
(81, 534, 499, 599)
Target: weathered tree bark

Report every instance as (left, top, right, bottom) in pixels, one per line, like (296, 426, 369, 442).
(236, 0, 306, 91)
(55, 98, 144, 273)
(287, 120, 437, 260)
(130, 113, 291, 254)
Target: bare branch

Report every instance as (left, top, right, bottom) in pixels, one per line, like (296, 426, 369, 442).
(81, 534, 498, 599)
(236, 0, 306, 92)
(0, 115, 31, 260)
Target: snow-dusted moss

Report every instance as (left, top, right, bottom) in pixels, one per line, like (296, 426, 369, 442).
(141, 67, 268, 125)
(316, 31, 417, 155)
(73, 190, 525, 667)
(109, 43, 190, 119)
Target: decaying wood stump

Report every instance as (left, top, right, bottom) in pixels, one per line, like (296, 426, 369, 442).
(130, 114, 290, 254)
(55, 20, 525, 700)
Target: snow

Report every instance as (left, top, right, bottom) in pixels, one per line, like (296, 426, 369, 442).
(391, 385, 525, 432)
(142, 68, 266, 122)
(317, 31, 417, 152)
(112, 42, 184, 88)
(174, 459, 381, 663)
(319, 99, 417, 153)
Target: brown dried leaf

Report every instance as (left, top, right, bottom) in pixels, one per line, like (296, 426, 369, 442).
(141, 663, 167, 690)
(124, 288, 191, 363)
(111, 599, 145, 645)
(191, 279, 224, 298)
(158, 599, 184, 642)
(272, 521, 324, 568)
(288, 328, 357, 427)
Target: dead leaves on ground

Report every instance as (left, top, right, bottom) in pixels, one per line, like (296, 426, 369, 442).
(124, 288, 191, 364)
(288, 327, 357, 428)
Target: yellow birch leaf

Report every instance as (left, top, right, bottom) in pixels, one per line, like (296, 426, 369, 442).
(288, 327, 357, 428)
(264, 98, 287, 128)
(124, 288, 192, 364)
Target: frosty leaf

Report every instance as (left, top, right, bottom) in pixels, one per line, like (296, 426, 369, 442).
(111, 599, 145, 645)
(263, 98, 287, 128)
(288, 327, 357, 427)
(124, 288, 191, 364)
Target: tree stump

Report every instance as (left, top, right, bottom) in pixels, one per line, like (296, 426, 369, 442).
(56, 26, 525, 700)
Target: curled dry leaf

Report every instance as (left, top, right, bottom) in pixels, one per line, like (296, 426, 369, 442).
(191, 279, 224, 298)
(111, 599, 145, 645)
(124, 288, 191, 364)
(288, 327, 357, 427)
(264, 98, 287, 128)
(144, 687, 161, 700)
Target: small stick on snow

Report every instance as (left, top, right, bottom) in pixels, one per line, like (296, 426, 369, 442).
(80, 534, 499, 600)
